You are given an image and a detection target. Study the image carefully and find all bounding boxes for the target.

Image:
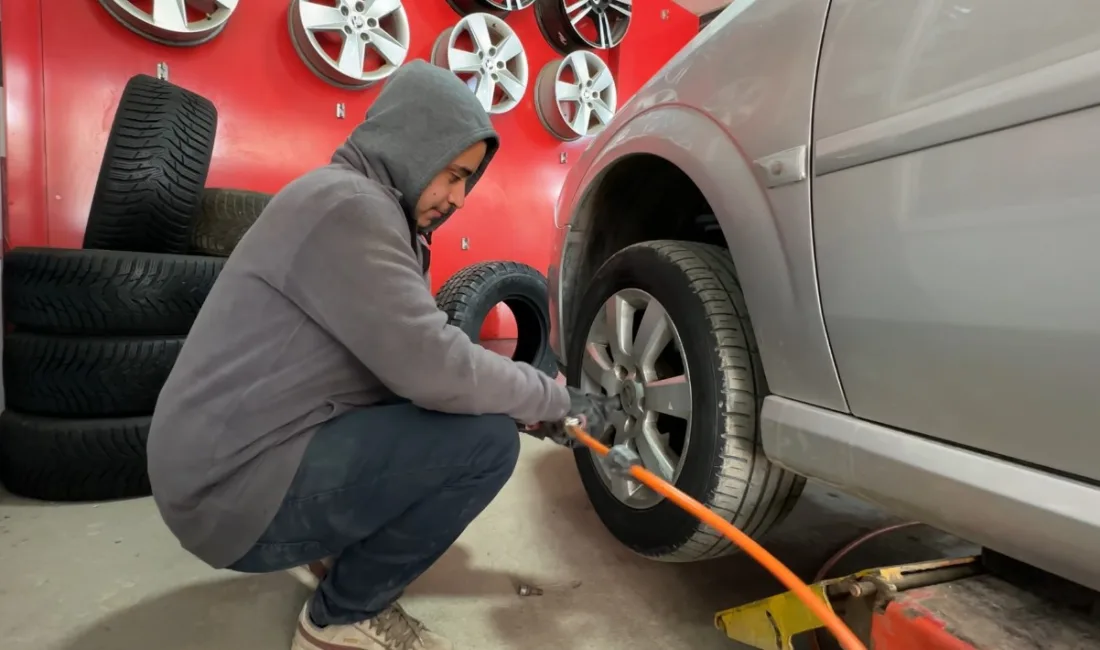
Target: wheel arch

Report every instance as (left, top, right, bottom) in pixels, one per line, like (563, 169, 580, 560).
(556, 105, 801, 397)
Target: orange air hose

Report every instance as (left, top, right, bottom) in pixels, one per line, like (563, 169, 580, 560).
(565, 423, 868, 650)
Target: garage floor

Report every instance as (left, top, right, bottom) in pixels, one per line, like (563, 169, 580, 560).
(0, 438, 976, 650)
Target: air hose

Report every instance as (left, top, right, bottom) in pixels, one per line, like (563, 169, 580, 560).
(565, 422, 868, 650)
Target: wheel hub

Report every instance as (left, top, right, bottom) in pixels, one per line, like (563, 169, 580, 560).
(619, 379, 646, 418)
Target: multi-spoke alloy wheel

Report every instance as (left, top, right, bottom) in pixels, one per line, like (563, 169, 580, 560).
(432, 13, 529, 115)
(581, 288, 692, 508)
(534, 51, 617, 141)
(568, 241, 807, 562)
(289, 0, 411, 90)
(445, 0, 536, 17)
(535, 0, 632, 55)
(98, 0, 238, 46)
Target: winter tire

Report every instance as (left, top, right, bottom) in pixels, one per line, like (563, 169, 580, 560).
(0, 411, 151, 502)
(190, 188, 273, 257)
(4, 333, 185, 418)
(3, 247, 224, 336)
(83, 74, 218, 254)
(436, 261, 559, 377)
(567, 241, 805, 562)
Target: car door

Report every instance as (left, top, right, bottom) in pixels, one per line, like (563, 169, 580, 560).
(811, 0, 1100, 482)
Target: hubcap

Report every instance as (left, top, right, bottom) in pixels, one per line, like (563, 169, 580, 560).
(579, 289, 692, 509)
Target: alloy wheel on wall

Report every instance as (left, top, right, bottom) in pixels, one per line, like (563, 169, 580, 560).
(98, 0, 239, 46)
(535, 51, 617, 141)
(445, 0, 535, 17)
(431, 13, 529, 115)
(289, 0, 411, 89)
(535, 0, 631, 55)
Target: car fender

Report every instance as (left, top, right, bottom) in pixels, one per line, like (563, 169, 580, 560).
(557, 104, 847, 411)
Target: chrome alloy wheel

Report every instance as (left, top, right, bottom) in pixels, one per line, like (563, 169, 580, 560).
(431, 13, 529, 114)
(535, 0, 632, 55)
(445, 0, 536, 15)
(98, 0, 238, 46)
(579, 289, 692, 508)
(289, 0, 410, 89)
(534, 50, 617, 140)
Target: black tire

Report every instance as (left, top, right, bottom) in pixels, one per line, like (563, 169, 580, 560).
(4, 333, 184, 418)
(83, 74, 218, 254)
(0, 411, 151, 502)
(567, 241, 805, 562)
(3, 247, 224, 336)
(436, 261, 559, 377)
(191, 188, 273, 257)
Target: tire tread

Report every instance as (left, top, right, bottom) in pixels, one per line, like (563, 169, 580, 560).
(83, 75, 218, 254)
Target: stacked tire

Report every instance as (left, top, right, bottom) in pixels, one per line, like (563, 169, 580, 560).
(0, 74, 270, 502)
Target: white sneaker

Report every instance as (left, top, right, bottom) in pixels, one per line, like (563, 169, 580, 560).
(290, 601, 453, 650)
(287, 557, 333, 590)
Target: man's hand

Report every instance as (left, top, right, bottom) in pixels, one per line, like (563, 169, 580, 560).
(565, 386, 617, 441)
(519, 388, 619, 447)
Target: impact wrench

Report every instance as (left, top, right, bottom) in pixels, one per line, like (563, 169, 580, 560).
(543, 415, 868, 650)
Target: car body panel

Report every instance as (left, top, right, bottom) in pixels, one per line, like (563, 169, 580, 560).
(547, 0, 1100, 592)
(813, 0, 1100, 481)
(761, 395, 1100, 594)
(549, 0, 848, 412)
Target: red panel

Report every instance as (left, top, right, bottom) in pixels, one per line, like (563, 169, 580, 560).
(1, 2, 49, 249)
(5, 0, 696, 336)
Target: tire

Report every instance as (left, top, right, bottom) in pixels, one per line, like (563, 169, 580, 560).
(436, 261, 559, 377)
(3, 247, 224, 336)
(191, 188, 273, 257)
(567, 241, 805, 562)
(0, 411, 151, 502)
(4, 333, 184, 418)
(83, 74, 218, 254)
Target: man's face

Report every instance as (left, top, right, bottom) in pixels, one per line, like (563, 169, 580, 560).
(415, 141, 489, 229)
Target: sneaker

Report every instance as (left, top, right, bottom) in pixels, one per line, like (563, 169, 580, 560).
(288, 557, 333, 590)
(291, 601, 453, 650)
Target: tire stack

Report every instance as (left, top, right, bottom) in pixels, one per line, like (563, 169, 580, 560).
(0, 74, 269, 502)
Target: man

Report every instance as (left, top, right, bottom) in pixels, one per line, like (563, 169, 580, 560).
(147, 60, 613, 650)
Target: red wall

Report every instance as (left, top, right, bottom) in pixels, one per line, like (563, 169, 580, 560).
(1, 0, 697, 333)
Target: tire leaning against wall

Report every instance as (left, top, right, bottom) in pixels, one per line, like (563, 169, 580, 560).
(190, 188, 274, 257)
(83, 74, 218, 255)
(436, 261, 560, 377)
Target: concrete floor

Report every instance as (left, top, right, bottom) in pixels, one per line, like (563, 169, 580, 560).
(0, 437, 975, 650)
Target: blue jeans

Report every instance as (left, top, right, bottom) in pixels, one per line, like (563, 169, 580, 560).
(227, 402, 521, 626)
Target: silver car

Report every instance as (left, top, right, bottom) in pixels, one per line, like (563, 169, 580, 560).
(547, 0, 1100, 591)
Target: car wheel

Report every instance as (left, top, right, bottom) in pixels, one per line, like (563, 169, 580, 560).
(568, 240, 805, 561)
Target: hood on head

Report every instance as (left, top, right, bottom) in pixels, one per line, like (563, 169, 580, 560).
(332, 59, 500, 233)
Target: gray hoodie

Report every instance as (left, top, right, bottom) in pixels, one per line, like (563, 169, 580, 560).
(146, 60, 570, 569)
